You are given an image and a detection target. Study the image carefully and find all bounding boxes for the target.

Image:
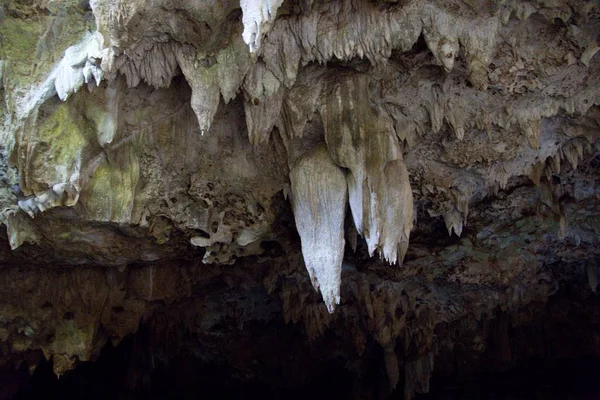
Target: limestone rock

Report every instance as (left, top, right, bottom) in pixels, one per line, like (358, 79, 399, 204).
(290, 144, 347, 313)
(0, 0, 599, 397)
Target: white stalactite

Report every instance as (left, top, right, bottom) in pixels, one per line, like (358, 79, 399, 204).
(240, 0, 284, 52)
(19, 31, 105, 119)
(290, 144, 348, 313)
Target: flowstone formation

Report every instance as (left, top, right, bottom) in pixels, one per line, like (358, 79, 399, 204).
(0, 0, 599, 398)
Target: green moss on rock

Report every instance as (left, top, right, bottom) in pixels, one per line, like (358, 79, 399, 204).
(27, 100, 92, 193)
(80, 146, 140, 223)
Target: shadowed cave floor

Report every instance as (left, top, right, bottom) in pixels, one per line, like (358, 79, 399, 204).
(7, 302, 600, 400)
(10, 350, 600, 400)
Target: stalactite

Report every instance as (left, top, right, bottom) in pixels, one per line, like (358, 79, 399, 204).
(321, 74, 413, 264)
(290, 144, 348, 313)
(240, 0, 284, 52)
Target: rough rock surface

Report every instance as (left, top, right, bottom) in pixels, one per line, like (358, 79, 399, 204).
(0, 0, 599, 398)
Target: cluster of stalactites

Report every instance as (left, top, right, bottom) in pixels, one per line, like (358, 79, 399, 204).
(6, 0, 599, 312)
(290, 75, 414, 313)
(67, 0, 597, 148)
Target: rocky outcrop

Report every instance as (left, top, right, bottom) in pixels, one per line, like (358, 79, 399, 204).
(0, 0, 599, 398)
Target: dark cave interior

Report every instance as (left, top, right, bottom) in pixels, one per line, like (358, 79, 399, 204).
(5, 285, 600, 400)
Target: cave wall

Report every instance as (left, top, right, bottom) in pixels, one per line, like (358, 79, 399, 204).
(0, 0, 599, 398)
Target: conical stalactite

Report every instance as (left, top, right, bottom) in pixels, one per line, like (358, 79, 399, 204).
(243, 61, 285, 145)
(381, 159, 414, 263)
(320, 73, 414, 264)
(289, 144, 348, 313)
(175, 47, 221, 136)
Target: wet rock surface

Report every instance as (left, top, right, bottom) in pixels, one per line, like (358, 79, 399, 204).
(0, 0, 599, 398)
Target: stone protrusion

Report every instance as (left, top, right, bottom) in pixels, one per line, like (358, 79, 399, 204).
(321, 74, 414, 265)
(290, 144, 348, 313)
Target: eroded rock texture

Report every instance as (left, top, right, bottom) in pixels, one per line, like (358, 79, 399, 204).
(0, 0, 599, 398)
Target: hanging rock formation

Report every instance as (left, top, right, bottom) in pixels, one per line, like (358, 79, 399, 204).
(321, 73, 414, 264)
(290, 144, 347, 312)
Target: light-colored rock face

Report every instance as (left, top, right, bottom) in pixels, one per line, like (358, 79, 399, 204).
(0, 0, 599, 395)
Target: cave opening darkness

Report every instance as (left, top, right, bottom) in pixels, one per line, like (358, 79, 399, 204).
(9, 285, 600, 400)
